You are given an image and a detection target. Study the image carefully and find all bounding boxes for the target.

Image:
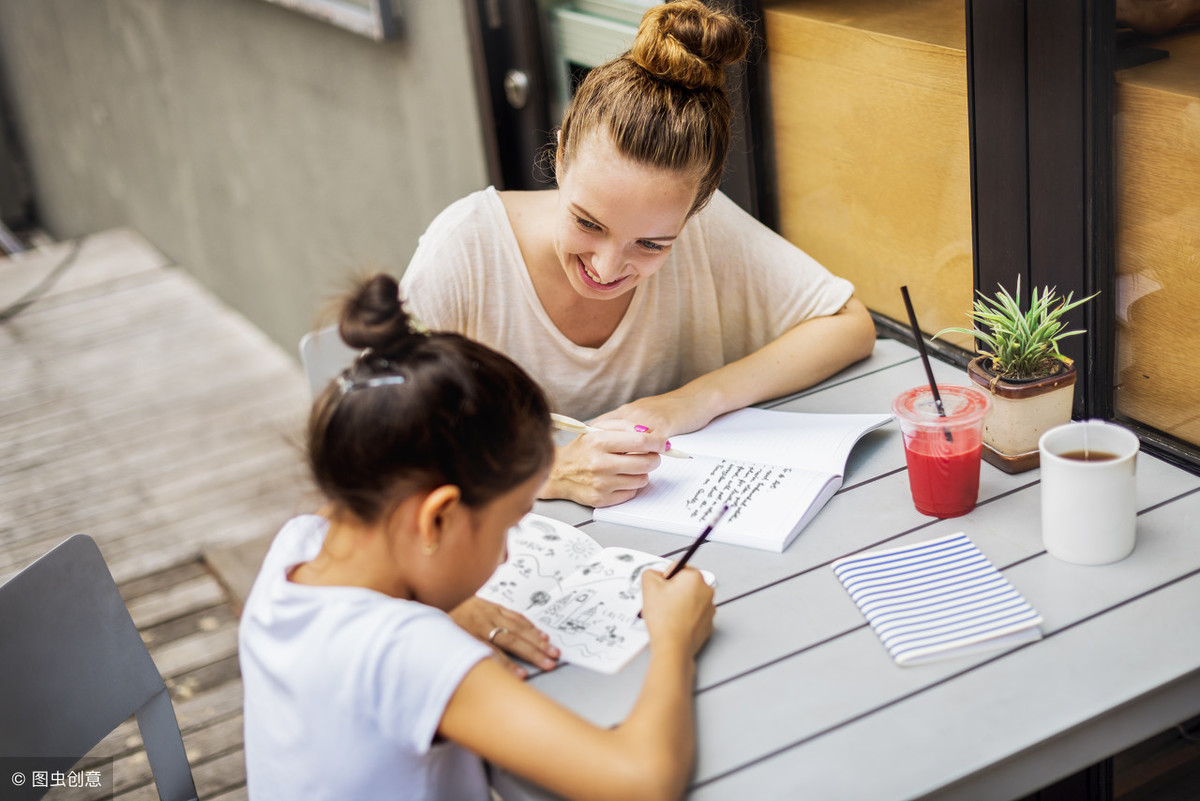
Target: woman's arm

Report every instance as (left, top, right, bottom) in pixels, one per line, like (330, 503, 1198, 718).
(439, 567, 714, 801)
(542, 299, 874, 507)
(597, 297, 876, 438)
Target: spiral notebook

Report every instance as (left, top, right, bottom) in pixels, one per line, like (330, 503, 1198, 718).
(832, 533, 1043, 666)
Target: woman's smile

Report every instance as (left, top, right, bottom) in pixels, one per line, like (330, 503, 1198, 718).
(578, 257, 629, 291)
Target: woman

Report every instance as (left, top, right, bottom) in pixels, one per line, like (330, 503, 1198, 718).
(401, 0, 876, 508)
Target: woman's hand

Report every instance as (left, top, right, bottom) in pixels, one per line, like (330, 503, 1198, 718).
(540, 420, 668, 508)
(450, 597, 560, 677)
(593, 389, 719, 439)
(639, 567, 715, 658)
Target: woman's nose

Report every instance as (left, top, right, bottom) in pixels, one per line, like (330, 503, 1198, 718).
(591, 246, 626, 281)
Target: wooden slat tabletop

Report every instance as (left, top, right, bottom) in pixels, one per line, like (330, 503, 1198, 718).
(7, 230, 1199, 800)
(498, 342, 1200, 801)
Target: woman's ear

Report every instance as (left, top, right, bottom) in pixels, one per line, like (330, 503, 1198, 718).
(416, 485, 462, 556)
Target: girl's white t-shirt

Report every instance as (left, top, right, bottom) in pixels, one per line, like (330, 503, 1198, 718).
(239, 515, 493, 801)
(400, 188, 856, 422)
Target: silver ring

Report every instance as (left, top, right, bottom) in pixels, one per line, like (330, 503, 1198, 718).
(487, 626, 507, 643)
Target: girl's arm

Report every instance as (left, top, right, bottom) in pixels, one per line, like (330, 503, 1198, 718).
(439, 567, 714, 801)
(598, 297, 876, 438)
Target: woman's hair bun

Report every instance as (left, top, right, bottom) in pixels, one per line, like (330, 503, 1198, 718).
(629, 0, 750, 91)
(338, 273, 417, 355)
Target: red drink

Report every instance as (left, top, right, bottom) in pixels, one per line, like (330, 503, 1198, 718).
(892, 385, 991, 519)
(902, 430, 983, 517)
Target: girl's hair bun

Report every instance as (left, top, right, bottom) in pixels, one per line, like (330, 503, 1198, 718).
(338, 273, 418, 356)
(630, 0, 750, 91)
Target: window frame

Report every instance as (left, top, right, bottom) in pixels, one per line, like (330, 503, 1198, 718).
(965, 0, 1200, 473)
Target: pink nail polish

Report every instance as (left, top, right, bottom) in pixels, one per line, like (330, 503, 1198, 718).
(635, 425, 651, 433)
(665, 440, 672, 451)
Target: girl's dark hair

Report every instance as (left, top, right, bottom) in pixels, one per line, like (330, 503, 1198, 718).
(307, 274, 554, 523)
(557, 0, 751, 217)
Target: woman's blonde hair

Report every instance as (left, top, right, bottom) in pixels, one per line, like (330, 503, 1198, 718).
(557, 0, 750, 217)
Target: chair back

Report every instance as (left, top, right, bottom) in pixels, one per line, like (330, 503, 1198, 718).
(299, 324, 357, 398)
(0, 535, 198, 801)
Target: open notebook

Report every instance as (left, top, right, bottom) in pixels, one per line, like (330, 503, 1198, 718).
(593, 408, 891, 552)
(832, 533, 1043, 666)
(477, 514, 714, 674)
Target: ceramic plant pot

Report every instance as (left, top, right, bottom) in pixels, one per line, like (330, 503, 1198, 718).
(967, 355, 1077, 473)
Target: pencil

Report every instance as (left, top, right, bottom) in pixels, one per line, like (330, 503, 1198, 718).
(550, 413, 692, 459)
(638, 503, 729, 619)
(665, 503, 730, 579)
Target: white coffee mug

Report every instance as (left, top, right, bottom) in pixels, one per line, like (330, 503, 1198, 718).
(1038, 420, 1140, 565)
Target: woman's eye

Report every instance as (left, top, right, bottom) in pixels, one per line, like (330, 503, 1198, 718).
(639, 240, 666, 252)
(575, 217, 599, 231)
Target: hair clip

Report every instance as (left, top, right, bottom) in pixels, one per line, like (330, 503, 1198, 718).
(336, 374, 406, 395)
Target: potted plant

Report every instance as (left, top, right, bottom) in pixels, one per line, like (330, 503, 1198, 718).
(936, 279, 1098, 473)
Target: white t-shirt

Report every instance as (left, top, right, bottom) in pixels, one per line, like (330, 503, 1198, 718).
(239, 515, 493, 801)
(400, 187, 856, 421)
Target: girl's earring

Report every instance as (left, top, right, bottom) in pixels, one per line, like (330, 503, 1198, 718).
(423, 541, 438, 556)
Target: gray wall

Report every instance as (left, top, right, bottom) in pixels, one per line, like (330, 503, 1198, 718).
(0, 0, 489, 351)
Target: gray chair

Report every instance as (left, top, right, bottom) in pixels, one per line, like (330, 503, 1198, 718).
(299, 324, 357, 398)
(0, 535, 198, 801)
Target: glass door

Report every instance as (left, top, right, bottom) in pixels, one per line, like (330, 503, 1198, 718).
(1113, 27, 1200, 455)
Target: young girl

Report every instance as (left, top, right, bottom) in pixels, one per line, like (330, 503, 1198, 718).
(400, 0, 877, 509)
(239, 274, 716, 800)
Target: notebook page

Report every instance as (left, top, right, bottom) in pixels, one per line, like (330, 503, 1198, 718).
(670, 408, 892, 477)
(477, 515, 602, 612)
(595, 453, 833, 550)
(478, 515, 716, 673)
(537, 547, 663, 673)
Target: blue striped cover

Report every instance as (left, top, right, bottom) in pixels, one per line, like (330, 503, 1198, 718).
(832, 532, 1043, 666)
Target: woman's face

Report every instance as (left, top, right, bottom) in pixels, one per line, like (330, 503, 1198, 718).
(553, 135, 699, 301)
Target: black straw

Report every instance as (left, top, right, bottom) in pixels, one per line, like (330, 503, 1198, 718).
(900, 286, 952, 441)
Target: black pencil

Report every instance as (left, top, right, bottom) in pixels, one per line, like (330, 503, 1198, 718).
(665, 503, 730, 579)
(638, 504, 730, 619)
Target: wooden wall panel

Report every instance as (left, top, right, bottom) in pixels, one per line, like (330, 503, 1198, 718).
(1114, 31, 1200, 446)
(764, 0, 974, 348)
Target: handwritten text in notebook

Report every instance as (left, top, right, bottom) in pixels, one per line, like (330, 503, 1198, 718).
(594, 408, 892, 552)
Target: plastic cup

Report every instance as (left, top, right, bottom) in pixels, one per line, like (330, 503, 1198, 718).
(1038, 420, 1139, 565)
(892, 385, 992, 518)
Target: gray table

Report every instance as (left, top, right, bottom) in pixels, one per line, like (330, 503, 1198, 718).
(494, 338, 1200, 801)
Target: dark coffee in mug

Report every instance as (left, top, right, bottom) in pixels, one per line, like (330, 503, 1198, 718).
(1059, 450, 1118, 462)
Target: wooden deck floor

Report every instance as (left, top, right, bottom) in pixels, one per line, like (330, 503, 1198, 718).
(1, 228, 315, 799)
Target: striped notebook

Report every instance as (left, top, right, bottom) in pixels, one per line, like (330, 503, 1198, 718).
(832, 533, 1043, 666)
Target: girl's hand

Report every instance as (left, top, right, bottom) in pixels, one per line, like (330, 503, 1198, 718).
(540, 420, 668, 508)
(450, 597, 559, 676)
(639, 567, 715, 657)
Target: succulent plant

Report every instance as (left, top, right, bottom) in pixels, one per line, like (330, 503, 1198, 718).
(936, 279, 1098, 380)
